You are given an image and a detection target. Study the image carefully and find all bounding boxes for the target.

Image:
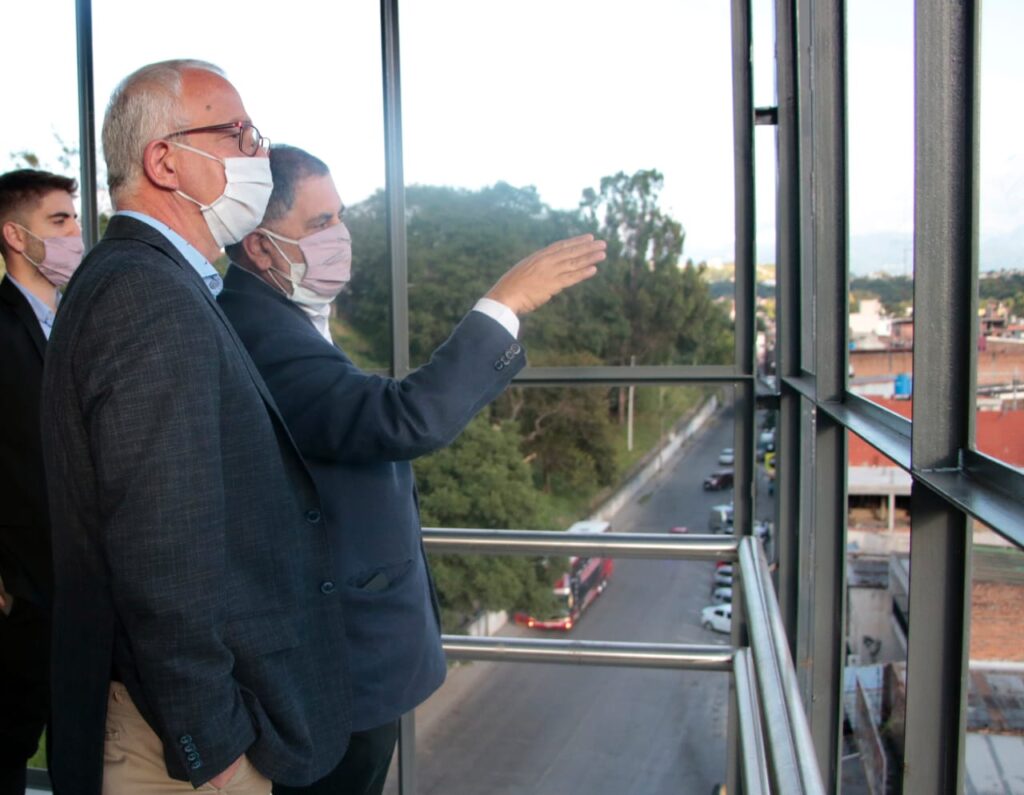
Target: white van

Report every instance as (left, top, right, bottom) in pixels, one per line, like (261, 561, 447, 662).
(708, 504, 734, 533)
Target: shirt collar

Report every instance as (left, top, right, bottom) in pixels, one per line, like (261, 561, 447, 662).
(116, 210, 224, 296)
(7, 274, 59, 339)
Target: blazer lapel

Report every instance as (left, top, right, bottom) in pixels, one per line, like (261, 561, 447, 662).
(100, 216, 296, 438)
(0, 276, 46, 359)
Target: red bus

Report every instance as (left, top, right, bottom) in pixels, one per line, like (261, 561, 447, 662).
(515, 520, 615, 631)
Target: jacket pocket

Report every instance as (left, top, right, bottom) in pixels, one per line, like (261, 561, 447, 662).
(224, 613, 300, 657)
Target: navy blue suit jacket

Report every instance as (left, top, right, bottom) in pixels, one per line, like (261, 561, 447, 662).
(41, 217, 351, 793)
(217, 265, 525, 730)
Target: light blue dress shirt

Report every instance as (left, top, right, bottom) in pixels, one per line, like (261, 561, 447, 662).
(8, 274, 59, 339)
(117, 211, 224, 296)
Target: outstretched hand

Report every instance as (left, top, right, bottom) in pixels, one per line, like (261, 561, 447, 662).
(485, 234, 606, 316)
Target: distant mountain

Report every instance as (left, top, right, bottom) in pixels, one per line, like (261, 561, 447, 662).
(849, 228, 1024, 275)
(697, 227, 1022, 280)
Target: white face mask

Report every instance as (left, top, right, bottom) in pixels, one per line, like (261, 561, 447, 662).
(171, 142, 273, 249)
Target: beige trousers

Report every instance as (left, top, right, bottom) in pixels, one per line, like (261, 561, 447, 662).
(102, 682, 272, 795)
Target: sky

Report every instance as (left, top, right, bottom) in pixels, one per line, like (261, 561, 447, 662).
(0, 0, 1020, 272)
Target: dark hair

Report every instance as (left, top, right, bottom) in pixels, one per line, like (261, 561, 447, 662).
(0, 169, 78, 258)
(264, 144, 330, 223)
(225, 144, 329, 262)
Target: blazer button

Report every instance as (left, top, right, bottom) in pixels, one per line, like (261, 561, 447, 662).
(191, 761, 203, 770)
(494, 361, 505, 371)
(179, 735, 193, 745)
(305, 509, 321, 524)
(510, 343, 522, 355)
(320, 581, 336, 594)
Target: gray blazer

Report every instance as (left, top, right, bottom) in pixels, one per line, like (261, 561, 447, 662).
(41, 215, 350, 794)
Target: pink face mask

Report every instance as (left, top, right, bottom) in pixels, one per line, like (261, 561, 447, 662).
(260, 222, 353, 305)
(18, 226, 85, 288)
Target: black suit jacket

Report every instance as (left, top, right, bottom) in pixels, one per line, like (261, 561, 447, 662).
(0, 275, 51, 608)
(217, 266, 524, 731)
(40, 216, 351, 794)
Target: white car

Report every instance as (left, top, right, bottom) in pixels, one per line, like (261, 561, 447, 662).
(701, 603, 732, 633)
(718, 447, 735, 466)
(711, 586, 732, 604)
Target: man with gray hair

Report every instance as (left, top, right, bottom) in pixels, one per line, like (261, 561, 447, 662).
(41, 60, 349, 795)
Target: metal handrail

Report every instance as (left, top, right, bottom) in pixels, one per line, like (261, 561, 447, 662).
(443, 635, 734, 672)
(423, 528, 739, 561)
(422, 528, 827, 794)
(734, 648, 771, 795)
(739, 537, 827, 794)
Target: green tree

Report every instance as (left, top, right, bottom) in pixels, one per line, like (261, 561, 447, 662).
(568, 170, 732, 369)
(414, 415, 560, 630)
(340, 182, 583, 365)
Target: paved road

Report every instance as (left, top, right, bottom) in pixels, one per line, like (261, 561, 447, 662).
(387, 405, 775, 795)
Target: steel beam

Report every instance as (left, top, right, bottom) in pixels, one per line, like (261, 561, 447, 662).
(773, 0, 802, 653)
(806, 0, 848, 787)
(380, 0, 410, 378)
(75, 0, 99, 248)
(903, 2, 979, 791)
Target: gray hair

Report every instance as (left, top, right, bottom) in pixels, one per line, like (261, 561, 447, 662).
(102, 59, 224, 205)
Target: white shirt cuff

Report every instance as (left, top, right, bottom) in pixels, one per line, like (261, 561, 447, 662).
(472, 298, 520, 338)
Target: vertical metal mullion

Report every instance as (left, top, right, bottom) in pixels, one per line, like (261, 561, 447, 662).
(398, 710, 417, 795)
(75, 0, 99, 249)
(903, 2, 978, 792)
(731, 0, 756, 538)
(807, 0, 847, 788)
(380, 0, 410, 379)
(793, 0, 816, 712)
(381, 5, 414, 792)
(729, 2, 755, 792)
(773, 0, 801, 653)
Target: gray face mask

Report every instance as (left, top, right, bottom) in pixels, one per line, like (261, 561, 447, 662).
(171, 142, 273, 249)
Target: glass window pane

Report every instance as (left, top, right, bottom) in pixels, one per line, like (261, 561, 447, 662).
(973, 0, 1024, 469)
(756, 126, 778, 386)
(401, 386, 732, 793)
(844, 448, 909, 793)
(752, 0, 777, 110)
(846, 0, 915, 407)
(88, 1, 387, 368)
(0, 2, 79, 196)
(965, 527, 1024, 792)
(400, 1, 736, 368)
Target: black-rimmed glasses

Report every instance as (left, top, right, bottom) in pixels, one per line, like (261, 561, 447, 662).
(165, 121, 269, 157)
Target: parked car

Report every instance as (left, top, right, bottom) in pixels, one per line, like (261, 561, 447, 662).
(718, 447, 735, 466)
(669, 525, 689, 534)
(715, 563, 734, 576)
(713, 569, 733, 588)
(708, 504, 734, 533)
(703, 469, 734, 491)
(701, 603, 732, 633)
(711, 586, 732, 604)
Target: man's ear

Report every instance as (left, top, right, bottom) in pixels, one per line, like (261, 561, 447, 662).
(242, 231, 274, 272)
(142, 139, 180, 190)
(1, 221, 28, 255)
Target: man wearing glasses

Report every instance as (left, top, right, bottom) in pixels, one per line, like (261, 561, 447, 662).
(41, 61, 349, 795)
